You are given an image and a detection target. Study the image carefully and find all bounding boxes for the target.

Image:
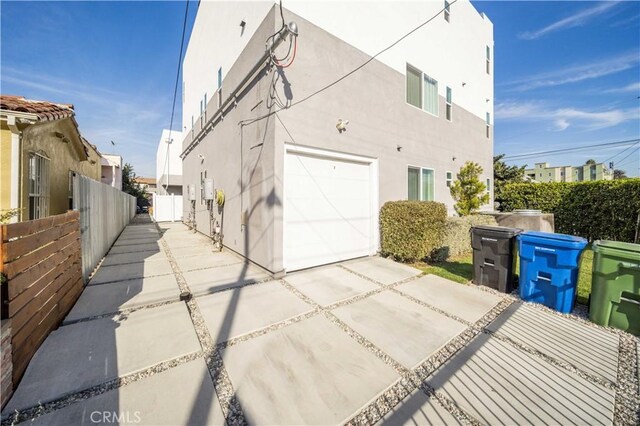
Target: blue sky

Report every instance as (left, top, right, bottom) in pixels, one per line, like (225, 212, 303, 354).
(2, 1, 639, 177)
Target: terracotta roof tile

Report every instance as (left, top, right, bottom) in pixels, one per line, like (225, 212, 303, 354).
(0, 95, 75, 121)
(134, 177, 156, 185)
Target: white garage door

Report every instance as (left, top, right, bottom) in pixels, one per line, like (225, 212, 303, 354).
(284, 147, 377, 271)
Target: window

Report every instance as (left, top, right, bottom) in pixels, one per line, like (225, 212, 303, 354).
(28, 153, 50, 220)
(217, 67, 223, 89)
(408, 166, 435, 201)
(406, 65, 422, 108)
(486, 46, 491, 75)
(444, 0, 450, 22)
(406, 64, 439, 116)
(486, 178, 491, 192)
(423, 74, 438, 115)
(446, 171, 453, 187)
(445, 86, 452, 121)
(486, 112, 491, 138)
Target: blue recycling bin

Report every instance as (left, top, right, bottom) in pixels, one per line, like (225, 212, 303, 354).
(518, 231, 588, 313)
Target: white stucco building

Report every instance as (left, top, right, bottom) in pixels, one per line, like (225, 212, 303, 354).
(100, 154, 122, 190)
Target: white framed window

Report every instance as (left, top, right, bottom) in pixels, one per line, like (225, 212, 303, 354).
(28, 153, 50, 220)
(406, 64, 422, 109)
(486, 112, 491, 138)
(486, 46, 491, 75)
(445, 86, 452, 121)
(408, 166, 435, 201)
(444, 0, 450, 22)
(406, 64, 438, 116)
(217, 67, 223, 89)
(486, 178, 491, 192)
(446, 171, 453, 187)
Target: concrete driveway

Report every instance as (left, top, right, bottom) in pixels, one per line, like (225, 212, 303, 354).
(2, 218, 638, 425)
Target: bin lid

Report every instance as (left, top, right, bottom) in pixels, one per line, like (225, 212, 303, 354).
(471, 225, 523, 238)
(518, 231, 588, 249)
(593, 240, 640, 254)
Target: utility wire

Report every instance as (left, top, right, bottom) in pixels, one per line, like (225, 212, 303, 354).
(502, 138, 640, 160)
(602, 140, 640, 165)
(613, 147, 640, 168)
(241, 0, 457, 126)
(163, 0, 190, 191)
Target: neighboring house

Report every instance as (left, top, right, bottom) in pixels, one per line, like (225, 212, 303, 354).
(156, 129, 183, 195)
(0, 95, 101, 222)
(134, 177, 157, 195)
(525, 162, 613, 183)
(100, 154, 123, 190)
(181, 0, 494, 273)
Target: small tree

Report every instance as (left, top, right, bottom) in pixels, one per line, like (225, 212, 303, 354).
(585, 159, 597, 165)
(493, 154, 526, 206)
(613, 169, 627, 180)
(122, 163, 149, 207)
(450, 161, 489, 216)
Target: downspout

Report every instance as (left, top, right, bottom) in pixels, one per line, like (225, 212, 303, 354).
(7, 116, 21, 223)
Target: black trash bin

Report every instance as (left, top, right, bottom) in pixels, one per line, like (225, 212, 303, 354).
(471, 225, 523, 293)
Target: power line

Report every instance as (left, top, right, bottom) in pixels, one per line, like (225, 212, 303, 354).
(502, 138, 640, 160)
(163, 0, 190, 191)
(613, 147, 640, 168)
(603, 140, 640, 165)
(240, 0, 457, 126)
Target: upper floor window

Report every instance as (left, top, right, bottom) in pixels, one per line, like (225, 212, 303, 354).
(444, 0, 450, 22)
(446, 171, 453, 187)
(406, 64, 439, 116)
(217, 67, 223, 89)
(445, 86, 452, 121)
(486, 112, 491, 138)
(486, 46, 491, 75)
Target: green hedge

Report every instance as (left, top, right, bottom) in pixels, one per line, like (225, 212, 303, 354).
(380, 201, 447, 262)
(431, 215, 498, 262)
(500, 179, 640, 242)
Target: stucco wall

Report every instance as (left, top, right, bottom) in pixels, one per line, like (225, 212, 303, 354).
(0, 125, 11, 213)
(20, 118, 101, 220)
(182, 7, 279, 273)
(156, 129, 184, 191)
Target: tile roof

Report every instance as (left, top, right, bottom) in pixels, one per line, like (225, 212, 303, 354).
(0, 95, 75, 121)
(134, 177, 156, 185)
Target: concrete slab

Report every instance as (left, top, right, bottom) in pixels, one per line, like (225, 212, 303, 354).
(4, 303, 201, 412)
(222, 315, 398, 424)
(100, 250, 167, 267)
(397, 275, 503, 323)
(27, 359, 225, 426)
(113, 236, 160, 246)
(183, 263, 270, 296)
(427, 333, 615, 425)
(162, 234, 212, 249)
(65, 275, 181, 322)
(284, 265, 379, 306)
(332, 291, 466, 368)
(198, 280, 312, 343)
(487, 302, 619, 383)
(116, 232, 160, 242)
(108, 242, 162, 255)
(378, 389, 462, 426)
(168, 244, 219, 259)
(341, 256, 421, 285)
(175, 252, 243, 273)
(89, 260, 174, 285)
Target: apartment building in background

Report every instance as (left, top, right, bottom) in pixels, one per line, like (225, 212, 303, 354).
(100, 154, 123, 190)
(180, 0, 494, 273)
(156, 129, 183, 195)
(525, 162, 613, 183)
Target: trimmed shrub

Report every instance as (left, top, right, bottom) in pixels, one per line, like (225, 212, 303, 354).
(500, 179, 640, 242)
(431, 214, 498, 262)
(380, 201, 447, 262)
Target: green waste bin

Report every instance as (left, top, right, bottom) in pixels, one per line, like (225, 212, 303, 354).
(589, 240, 640, 335)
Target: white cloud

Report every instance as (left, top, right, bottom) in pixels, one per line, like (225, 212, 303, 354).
(519, 2, 620, 40)
(495, 100, 639, 131)
(503, 51, 639, 91)
(604, 82, 640, 94)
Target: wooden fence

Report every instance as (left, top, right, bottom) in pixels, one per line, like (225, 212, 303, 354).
(0, 211, 83, 385)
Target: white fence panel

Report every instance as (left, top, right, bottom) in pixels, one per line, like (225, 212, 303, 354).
(153, 194, 183, 222)
(73, 174, 136, 282)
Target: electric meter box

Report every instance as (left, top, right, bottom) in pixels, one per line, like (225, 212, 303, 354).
(204, 178, 215, 200)
(188, 184, 196, 201)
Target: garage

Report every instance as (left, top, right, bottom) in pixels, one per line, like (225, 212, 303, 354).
(283, 145, 378, 271)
